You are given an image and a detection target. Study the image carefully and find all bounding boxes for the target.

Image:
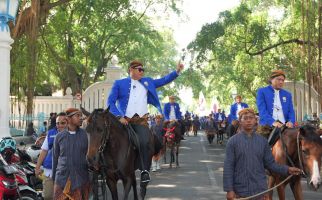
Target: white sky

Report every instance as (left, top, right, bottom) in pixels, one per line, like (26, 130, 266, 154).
(169, 0, 240, 50)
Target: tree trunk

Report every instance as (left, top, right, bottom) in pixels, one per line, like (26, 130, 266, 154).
(318, 2, 322, 111)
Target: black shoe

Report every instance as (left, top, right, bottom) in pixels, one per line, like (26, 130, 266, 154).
(141, 170, 150, 183)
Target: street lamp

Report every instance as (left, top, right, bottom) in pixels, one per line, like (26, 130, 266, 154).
(0, 0, 19, 137)
(231, 88, 237, 102)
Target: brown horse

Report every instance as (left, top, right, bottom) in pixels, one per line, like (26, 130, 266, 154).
(81, 108, 154, 200)
(204, 118, 217, 144)
(216, 120, 227, 144)
(162, 120, 182, 168)
(268, 125, 322, 200)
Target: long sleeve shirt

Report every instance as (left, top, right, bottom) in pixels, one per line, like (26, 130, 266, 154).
(223, 131, 288, 197)
(52, 128, 89, 190)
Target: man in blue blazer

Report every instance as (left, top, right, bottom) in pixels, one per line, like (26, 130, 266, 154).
(229, 95, 249, 124)
(163, 95, 186, 139)
(214, 109, 226, 122)
(163, 96, 182, 121)
(107, 60, 184, 182)
(256, 70, 295, 145)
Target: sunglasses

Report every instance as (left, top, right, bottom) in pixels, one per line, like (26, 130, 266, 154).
(134, 67, 145, 72)
(56, 121, 67, 125)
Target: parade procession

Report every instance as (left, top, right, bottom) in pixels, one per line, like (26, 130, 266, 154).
(0, 0, 322, 200)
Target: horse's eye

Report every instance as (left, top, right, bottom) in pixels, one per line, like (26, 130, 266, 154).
(96, 127, 103, 132)
(302, 149, 309, 157)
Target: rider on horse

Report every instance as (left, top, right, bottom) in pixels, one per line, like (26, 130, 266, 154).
(229, 95, 249, 124)
(164, 95, 185, 139)
(256, 69, 295, 146)
(107, 60, 184, 183)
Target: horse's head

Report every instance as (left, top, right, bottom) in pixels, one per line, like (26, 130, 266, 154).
(163, 120, 180, 144)
(298, 125, 322, 190)
(81, 107, 110, 170)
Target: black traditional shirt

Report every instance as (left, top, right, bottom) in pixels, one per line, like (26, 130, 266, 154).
(52, 128, 89, 190)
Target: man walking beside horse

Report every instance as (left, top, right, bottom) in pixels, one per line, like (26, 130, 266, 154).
(223, 108, 301, 200)
(107, 60, 184, 183)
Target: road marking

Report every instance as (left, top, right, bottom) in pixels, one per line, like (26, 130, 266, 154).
(200, 134, 220, 191)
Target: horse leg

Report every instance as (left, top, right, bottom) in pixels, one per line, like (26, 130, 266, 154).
(131, 173, 139, 200)
(140, 181, 148, 200)
(267, 175, 275, 200)
(163, 145, 167, 164)
(106, 179, 119, 200)
(220, 133, 223, 144)
(276, 178, 286, 200)
(169, 147, 173, 168)
(122, 177, 132, 200)
(207, 135, 211, 144)
(290, 177, 303, 200)
(176, 145, 179, 167)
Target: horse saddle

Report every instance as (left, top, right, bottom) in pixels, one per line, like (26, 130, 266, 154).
(267, 125, 287, 147)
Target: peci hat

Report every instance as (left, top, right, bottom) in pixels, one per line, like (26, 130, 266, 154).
(65, 108, 81, 117)
(238, 108, 256, 118)
(169, 95, 176, 99)
(270, 70, 286, 79)
(129, 60, 143, 69)
(155, 115, 163, 119)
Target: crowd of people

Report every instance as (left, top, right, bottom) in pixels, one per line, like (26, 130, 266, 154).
(24, 60, 319, 200)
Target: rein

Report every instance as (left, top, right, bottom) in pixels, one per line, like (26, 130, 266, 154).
(235, 175, 294, 200)
(296, 130, 307, 178)
(163, 126, 176, 133)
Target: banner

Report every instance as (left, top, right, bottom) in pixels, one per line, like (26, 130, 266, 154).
(198, 91, 207, 116)
(211, 96, 219, 113)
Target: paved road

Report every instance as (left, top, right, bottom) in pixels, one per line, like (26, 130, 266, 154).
(96, 131, 322, 200)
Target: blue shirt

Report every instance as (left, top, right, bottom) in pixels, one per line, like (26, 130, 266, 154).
(223, 131, 288, 197)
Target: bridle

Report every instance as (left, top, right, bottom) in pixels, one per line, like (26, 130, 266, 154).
(279, 126, 307, 177)
(90, 112, 111, 200)
(296, 129, 307, 178)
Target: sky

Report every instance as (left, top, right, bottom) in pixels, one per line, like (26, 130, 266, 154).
(169, 0, 240, 112)
(169, 0, 240, 50)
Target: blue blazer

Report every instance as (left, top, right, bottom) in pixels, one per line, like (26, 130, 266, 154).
(163, 102, 182, 121)
(107, 71, 179, 117)
(229, 102, 249, 123)
(214, 113, 226, 121)
(256, 85, 295, 126)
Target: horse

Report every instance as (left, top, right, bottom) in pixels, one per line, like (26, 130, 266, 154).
(204, 118, 217, 144)
(162, 120, 182, 168)
(191, 117, 200, 136)
(216, 120, 227, 144)
(81, 108, 154, 200)
(268, 125, 322, 200)
(226, 120, 239, 138)
(183, 117, 192, 136)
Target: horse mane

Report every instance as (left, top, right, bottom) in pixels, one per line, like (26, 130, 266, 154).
(300, 125, 322, 145)
(91, 108, 125, 130)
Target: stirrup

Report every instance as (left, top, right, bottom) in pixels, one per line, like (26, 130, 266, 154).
(140, 170, 151, 183)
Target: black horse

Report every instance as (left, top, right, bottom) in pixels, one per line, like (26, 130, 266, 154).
(81, 108, 155, 200)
